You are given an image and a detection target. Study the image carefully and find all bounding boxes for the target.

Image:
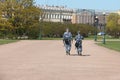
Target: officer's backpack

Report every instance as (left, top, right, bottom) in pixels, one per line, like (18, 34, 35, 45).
(75, 36, 82, 47)
(64, 33, 71, 44)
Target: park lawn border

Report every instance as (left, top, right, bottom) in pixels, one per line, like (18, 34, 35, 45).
(96, 41, 120, 52)
(0, 39, 19, 45)
(41, 38, 62, 40)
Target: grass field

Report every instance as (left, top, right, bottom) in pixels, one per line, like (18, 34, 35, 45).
(0, 40, 18, 45)
(97, 41, 120, 52)
(41, 38, 62, 40)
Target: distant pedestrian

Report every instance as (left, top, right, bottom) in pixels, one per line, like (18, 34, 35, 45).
(63, 28, 73, 55)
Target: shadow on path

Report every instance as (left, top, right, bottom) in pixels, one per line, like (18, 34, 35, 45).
(69, 54, 90, 56)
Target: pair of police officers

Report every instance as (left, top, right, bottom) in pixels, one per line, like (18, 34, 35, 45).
(63, 28, 83, 55)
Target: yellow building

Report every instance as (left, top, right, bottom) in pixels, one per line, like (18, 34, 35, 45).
(72, 13, 77, 24)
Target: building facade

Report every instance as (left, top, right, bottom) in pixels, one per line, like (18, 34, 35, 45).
(95, 11, 111, 30)
(39, 5, 114, 26)
(39, 5, 73, 23)
(72, 9, 95, 24)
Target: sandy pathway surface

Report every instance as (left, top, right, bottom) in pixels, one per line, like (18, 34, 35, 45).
(0, 40, 120, 80)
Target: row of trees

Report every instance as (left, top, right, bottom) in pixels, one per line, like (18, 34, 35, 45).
(40, 22, 95, 38)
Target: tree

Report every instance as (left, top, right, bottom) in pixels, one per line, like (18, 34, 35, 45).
(12, 6, 41, 37)
(0, 1, 14, 39)
(107, 13, 120, 38)
(0, 0, 41, 39)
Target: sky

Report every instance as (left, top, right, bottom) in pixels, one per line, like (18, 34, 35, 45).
(35, 0, 120, 11)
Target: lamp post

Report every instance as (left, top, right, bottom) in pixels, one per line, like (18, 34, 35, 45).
(118, 19, 120, 39)
(39, 17, 42, 40)
(103, 12, 106, 44)
(94, 15, 99, 41)
(39, 7, 45, 40)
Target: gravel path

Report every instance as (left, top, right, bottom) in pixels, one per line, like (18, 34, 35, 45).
(0, 40, 120, 80)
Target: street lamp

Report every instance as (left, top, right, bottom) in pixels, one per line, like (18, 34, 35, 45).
(103, 12, 106, 44)
(39, 7, 46, 40)
(94, 15, 99, 41)
(39, 17, 42, 40)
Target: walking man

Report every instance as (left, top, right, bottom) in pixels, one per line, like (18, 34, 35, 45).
(75, 31, 83, 55)
(63, 28, 73, 55)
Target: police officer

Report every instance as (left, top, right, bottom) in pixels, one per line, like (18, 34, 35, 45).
(63, 28, 73, 55)
(75, 31, 83, 55)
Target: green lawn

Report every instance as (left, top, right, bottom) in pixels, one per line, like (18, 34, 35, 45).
(0, 40, 18, 45)
(97, 41, 120, 52)
(41, 38, 62, 40)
